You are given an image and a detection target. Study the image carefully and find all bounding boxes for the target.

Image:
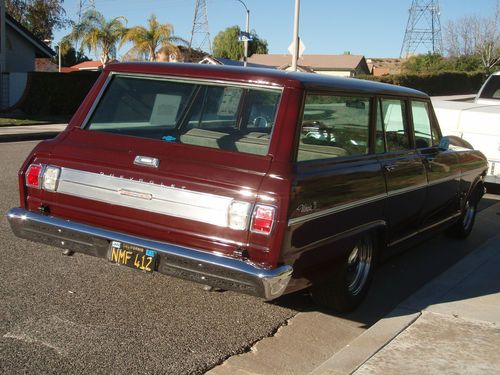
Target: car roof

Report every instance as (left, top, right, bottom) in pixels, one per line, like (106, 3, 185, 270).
(106, 62, 429, 99)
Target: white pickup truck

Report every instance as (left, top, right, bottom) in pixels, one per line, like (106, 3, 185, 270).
(432, 71, 500, 184)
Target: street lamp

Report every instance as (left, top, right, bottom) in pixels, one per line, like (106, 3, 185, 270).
(44, 39, 62, 73)
(235, 0, 250, 67)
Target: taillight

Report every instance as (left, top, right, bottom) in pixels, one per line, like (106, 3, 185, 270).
(42, 166, 61, 191)
(251, 205, 276, 235)
(26, 164, 43, 188)
(25, 164, 60, 192)
(228, 201, 252, 230)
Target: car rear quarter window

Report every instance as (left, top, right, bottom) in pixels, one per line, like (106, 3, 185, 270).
(86, 75, 281, 156)
(297, 94, 371, 161)
(479, 75, 500, 99)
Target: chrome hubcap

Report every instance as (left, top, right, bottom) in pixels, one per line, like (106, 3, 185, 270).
(463, 200, 475, 230)
(346, 238, 373, 296)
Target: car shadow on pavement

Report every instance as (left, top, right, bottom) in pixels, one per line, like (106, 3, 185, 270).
(271, 196, 500, 329)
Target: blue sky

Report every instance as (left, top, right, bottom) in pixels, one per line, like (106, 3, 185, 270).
(53, 0, 498, 59)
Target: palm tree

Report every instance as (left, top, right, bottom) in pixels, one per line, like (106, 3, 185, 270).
(120, 14, 187, 62)
(68, 10, 127, 66)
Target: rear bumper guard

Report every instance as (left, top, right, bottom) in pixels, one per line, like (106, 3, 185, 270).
(7, 208, 292, 300)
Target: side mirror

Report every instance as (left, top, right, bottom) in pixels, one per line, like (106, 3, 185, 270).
(441, 135, 474, 150)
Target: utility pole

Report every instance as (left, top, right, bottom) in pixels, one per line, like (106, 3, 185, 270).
(291, 0, 300, 71)
(58, 41, 61, 72)
(400, 0, 443, 58)
(189, 0, 212, 55)
(235, 0, 250, 67)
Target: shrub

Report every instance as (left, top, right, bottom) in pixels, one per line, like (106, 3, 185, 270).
(358, 71, 486, 96)
(20, 71, 100, 116)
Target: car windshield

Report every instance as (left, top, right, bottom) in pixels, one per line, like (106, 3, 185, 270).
(86, 75, 282, 156)
(479, 75, 500, 100)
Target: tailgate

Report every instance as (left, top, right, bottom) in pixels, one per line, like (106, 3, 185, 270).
(25, 129, 272, 261)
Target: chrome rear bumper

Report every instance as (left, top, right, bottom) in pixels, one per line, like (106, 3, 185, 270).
(7, 208, 293, 300)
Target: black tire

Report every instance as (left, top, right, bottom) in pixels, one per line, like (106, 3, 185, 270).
(446, 193, 478, 239)
(310, 233, 376, 313)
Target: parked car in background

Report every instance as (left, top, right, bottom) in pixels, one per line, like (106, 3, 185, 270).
(7, 64, 487, 312)
(433, 71, 500, 184)
(475, 71, 500, 105)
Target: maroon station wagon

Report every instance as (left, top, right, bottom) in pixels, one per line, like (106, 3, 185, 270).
(8, 63, 488, 312)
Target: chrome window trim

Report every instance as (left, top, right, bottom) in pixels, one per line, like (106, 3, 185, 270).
(80, 73, 114, 129)
(107, 71, 285, 91)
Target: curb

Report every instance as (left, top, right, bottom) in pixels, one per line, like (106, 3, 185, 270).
(309, 202, 500, 375)
(310, 309, 421, 375)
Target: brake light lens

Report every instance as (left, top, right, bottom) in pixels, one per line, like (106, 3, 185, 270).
(25, 164, 60, 192)
(251, 205, 276, 235)
(26, 164, 43, 188)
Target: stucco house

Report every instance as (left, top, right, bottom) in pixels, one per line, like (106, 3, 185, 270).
(0, 2, 55, 108)
(247, 54, 371, 77)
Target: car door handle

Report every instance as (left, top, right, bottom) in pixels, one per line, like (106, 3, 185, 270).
(384, 164, 397, 172)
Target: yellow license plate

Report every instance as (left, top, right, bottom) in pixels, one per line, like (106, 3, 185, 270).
(109, 241, 156, 272)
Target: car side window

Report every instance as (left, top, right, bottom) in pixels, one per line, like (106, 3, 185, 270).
(380, 99, 410, 152)
(297, 94, 371, 161)
(411, 101, 433, 148)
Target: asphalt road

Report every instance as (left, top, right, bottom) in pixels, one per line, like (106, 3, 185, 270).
(1, 141, 499, 374)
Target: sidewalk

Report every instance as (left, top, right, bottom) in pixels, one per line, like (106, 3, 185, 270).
(0, 124, 67, 142)
(312, 202, 500, 375)
(209, 201, 500, 375)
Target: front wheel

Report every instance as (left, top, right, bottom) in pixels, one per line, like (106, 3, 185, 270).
(310, 233, 376, 313)
(446, 193, 478, 239)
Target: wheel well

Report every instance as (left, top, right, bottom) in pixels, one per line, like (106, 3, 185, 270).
(469, 178, 485, 205)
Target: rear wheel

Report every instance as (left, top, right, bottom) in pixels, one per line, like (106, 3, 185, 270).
(446, 193, 478, 239)
(311, 233, 376, 313)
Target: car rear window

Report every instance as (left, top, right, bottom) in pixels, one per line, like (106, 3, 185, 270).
(86, 75, 282, 156)
(478, 75, 500, 99)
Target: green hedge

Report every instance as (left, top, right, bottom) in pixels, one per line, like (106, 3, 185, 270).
(357, 71, 486, 96)
(20, 71, 101, 116)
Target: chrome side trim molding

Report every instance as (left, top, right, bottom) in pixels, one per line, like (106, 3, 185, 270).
(387, 212, 461, 247)
(56, 167, 235, 227)
(7, 208, 293, 300)
(288, 173, 465, 227)
(427, 175, 461, 187)
(288, 193, 387, 226)
(387, 182, 427, 197)
(291, 220, 387, 252)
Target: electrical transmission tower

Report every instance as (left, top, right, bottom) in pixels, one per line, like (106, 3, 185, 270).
(400, 0, 443, 58)
(77, 0, 96, 23)
(189, 0, 212, 54)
